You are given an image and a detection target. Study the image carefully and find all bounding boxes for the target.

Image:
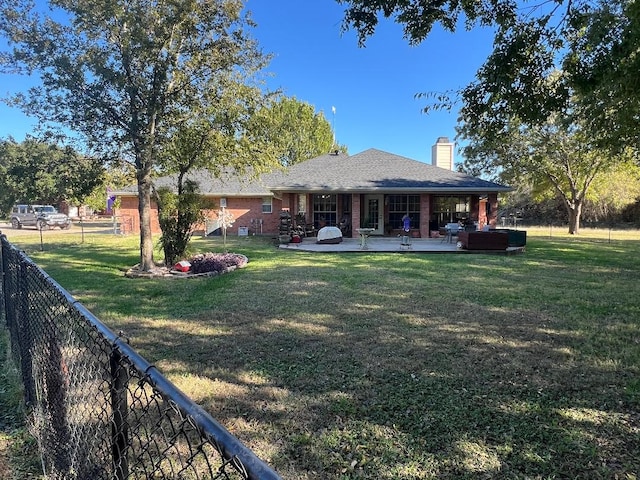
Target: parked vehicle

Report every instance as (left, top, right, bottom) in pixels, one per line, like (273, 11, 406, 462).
(10, 204, 71, 230)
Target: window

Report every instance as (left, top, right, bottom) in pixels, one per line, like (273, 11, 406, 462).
(431, 195, 470, 226)
(262, 197, 272, 214)
(312, 194, 337, 227)
(387, 195, 421, 229)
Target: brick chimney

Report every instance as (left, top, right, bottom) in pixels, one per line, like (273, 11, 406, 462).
(431, 137, 454, 170)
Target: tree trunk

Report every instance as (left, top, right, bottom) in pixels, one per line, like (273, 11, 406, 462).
(137, 170, 155, 271)
(567, 201, 582, 235)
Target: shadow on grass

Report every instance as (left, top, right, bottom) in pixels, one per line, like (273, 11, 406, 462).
(9, 234, 640, 479)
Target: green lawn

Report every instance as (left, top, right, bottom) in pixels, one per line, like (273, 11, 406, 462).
(3, 227, 640, 479)
(0, 322, 43, 479)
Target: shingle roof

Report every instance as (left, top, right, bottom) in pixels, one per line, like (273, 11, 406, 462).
(267, 148, 511, 193)
(114, 148, 510, 196)
(114, 168, 280, 197)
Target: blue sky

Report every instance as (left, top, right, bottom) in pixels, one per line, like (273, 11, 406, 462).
(0, 0, 494, 165)
(246, 0, 495, 164)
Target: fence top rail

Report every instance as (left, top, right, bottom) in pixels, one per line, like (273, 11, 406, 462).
(0, 233, 281, 480)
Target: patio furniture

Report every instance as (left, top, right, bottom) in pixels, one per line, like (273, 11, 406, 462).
(442, 223, 461, 243)
(400, 234, 412, 250)
(356, 228, 375, 249)
(295, 213, 315, 237)
(339, 215, 351, 237)
(493, 229, 527, 247)
(316, 226, 343, 244)
(457, 231, 509, 250)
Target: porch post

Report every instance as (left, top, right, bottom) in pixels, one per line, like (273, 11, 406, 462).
(420, 194, 430, 238)
(478, 197, 488, 229)
(351, 195, 361, 238)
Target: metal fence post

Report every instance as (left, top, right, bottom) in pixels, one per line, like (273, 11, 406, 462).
(111, 348, 129, 480)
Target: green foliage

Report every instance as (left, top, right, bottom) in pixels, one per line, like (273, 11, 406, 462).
(247, 96, 345, 166)
(339, 0, 572, 129)
(584, 160, 640, 221)
(0, 0, 270, 271)
(459, 113, 617, 233)
(155, 93, 343, 264)
(155, 78, 276, 265)
(339, 0, 640, 155)
(338, 0, 518, 46)
(155, 180, 207, 267)
(565, 0, 640, 151)
(500, 162, 640, 225)
(82, 163, 136, 214)
(158, 79, 282, 183)
(0, 137, 104, 214)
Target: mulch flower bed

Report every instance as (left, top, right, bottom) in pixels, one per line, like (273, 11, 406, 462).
(125, 253, 248, 279)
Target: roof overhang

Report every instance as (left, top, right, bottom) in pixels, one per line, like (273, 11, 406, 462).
(112, 191, 275, 198)
(268, 187, 513, 194)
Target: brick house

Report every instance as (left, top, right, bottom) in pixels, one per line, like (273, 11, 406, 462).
(113, 139, 511, 238)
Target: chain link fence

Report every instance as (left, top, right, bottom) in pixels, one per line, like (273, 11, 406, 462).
(0, 233, 280, 480)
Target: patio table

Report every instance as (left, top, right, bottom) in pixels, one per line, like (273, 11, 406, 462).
(356, 228, 375, 249)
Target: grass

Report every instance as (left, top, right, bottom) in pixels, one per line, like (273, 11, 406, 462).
(3, 226, 640, 479)
(0, 327, 43, 479)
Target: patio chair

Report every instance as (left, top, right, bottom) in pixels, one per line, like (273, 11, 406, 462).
(339, 215, 351, 236)
(295, 214, 315, 237)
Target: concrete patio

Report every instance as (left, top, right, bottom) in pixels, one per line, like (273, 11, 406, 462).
(278, 236, 524, 254)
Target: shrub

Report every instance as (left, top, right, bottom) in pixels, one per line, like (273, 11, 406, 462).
(156, 180, 209, 267)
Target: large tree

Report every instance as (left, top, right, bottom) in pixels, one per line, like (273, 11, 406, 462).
(0, 0, 269, 271)
(0, 137, 104, 214)
(247, 96, 345, 167)
(153, 92, 344, 265)
(458, 115, 616, 234)
(154, 78, 271, 266)
(337, 0, 640, 154)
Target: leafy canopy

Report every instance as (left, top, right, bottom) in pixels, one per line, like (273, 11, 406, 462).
(458, 112, 617, 234)
(0, 137, 104, 214)
(338, 0, 640, 153)
(0, 0, 272, 271)
(247, 96, 345, 167)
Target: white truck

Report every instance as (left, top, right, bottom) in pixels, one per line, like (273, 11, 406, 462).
(10, 204, 71, 230)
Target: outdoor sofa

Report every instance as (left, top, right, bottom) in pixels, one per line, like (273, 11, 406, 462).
(457, 230, 509, 250)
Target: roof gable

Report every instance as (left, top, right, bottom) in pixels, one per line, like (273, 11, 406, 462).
(267, 148, 510, 192)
